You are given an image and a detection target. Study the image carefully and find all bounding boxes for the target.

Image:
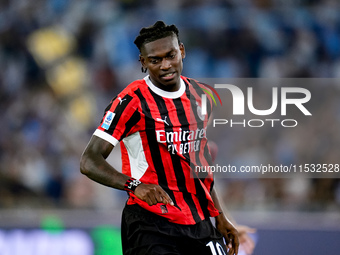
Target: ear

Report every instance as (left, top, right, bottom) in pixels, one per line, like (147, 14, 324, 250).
(139, 54, 148, 73)
(139, 54, 146, 68)
(179, 43, 186, 59)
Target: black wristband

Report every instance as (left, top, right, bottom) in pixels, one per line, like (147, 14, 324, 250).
(124, 177, 142, 193)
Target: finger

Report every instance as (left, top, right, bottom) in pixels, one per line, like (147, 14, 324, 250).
(227, 245, 235, 255)
(226, 239, 234, 255)
(234, 243, 239, 255)
(227, 242, 237, 255)
(145, 196, 157, 206)
(153, 186, 173, 205)
(148, 188, 172, 206)
(147, 191, 160, 206)
(159, 191, 174, 205)
(224, 235, 230, 245)
(233, 237, 239, 255)
(226, 232, 239, 255)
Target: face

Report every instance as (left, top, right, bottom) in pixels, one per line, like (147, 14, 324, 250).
(140, 35, 185, 92)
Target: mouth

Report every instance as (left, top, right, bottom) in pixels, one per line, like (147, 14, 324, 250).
(161, 72, 176, 80)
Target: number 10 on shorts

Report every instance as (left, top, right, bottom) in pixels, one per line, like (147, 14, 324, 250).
(206, 241, 227, 255)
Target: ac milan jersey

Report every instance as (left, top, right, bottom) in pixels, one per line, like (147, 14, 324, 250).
(94, 75, 220, 225)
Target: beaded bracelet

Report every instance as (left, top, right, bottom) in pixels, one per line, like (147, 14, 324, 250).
(124, 177, 142, 193)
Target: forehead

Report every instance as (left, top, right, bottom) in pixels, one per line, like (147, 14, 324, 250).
(141, 35, 179, 56)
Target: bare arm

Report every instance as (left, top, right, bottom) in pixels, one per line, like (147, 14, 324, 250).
(80, 135, 173, 205)
(80, 135, 129, 189)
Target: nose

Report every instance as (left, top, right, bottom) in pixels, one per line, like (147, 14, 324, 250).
(160, 59, 171, 70)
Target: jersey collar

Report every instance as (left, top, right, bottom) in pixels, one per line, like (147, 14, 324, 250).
(144, 75, 186, 99)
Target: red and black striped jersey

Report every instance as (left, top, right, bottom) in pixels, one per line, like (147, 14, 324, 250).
(94, 75, 220, 225)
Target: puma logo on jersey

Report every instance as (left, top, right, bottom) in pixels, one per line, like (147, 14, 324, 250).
(156, 116, 169, 126)
(118, 97, 127, 105)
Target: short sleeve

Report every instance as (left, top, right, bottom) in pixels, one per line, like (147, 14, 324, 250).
(94, 93, 141, 146)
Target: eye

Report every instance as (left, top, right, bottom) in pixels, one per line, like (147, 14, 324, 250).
(150, 59, 159, 64)
(168, 53, 176, 59)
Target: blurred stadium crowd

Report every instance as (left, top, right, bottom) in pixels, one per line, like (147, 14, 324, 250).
(0, 0, 340, 212)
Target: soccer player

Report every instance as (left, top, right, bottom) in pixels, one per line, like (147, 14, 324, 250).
(80, 21, 250, 255)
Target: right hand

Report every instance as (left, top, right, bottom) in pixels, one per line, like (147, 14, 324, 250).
(134, 183, 174, 206)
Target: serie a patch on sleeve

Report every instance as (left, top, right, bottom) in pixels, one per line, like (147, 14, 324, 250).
(101, 111, 115, 130)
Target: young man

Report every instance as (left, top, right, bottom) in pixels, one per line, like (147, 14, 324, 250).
(80, 21, 241, 255)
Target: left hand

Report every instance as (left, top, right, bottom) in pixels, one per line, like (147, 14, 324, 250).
(215, 213, 239, 255)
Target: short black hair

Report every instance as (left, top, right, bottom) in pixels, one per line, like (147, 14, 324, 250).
(134, 21, 180, 52)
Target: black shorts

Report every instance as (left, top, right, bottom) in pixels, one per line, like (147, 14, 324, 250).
(121, 204, 228, 255)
